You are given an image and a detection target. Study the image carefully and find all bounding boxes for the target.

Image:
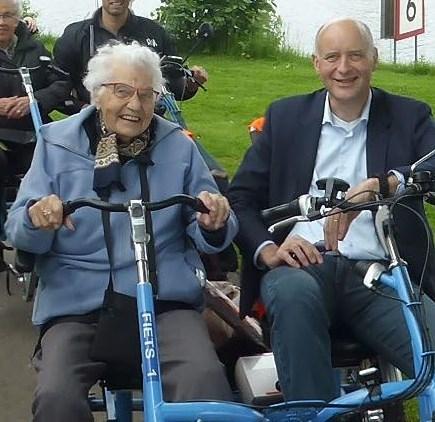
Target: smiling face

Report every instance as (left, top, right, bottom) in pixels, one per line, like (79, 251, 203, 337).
(313, 20, 377, 116)
(101, 0, 130, 17)
(96, 62, 156, 143)
(0, 1, 19, 49)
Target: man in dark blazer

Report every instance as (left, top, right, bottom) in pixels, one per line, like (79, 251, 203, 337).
(228, 18, 435, 401)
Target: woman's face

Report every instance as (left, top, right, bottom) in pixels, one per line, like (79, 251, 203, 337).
(96, 63, 157, 143)
(0, 2, 19, 49)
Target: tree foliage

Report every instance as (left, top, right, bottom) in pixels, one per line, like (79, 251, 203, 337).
(155, 0, 283, 57)
(22, 0, 38, 18)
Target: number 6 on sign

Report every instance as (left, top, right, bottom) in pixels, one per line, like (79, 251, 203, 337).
(394, 0, 425, 40)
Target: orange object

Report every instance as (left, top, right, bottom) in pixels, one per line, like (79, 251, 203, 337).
(248, 117, 265, 134)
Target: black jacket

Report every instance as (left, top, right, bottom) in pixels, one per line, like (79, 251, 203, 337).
(53, 8, 177, 110)
(0, 22, 70, 132)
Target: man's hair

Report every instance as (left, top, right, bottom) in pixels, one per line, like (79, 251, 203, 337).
(314, 18, 376, 58)
(83, 41, 165, 105)
(1, 0, 22, 16)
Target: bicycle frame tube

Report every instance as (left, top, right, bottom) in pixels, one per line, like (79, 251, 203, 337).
(159, 88, 187, 129)
(381, 266, 435, 420)
(128, 200, 265, 422)
(18, 67, 43, 130)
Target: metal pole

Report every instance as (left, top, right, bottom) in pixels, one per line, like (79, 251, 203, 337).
(415, 36, 418, 63)
(393, 39, 397, 64)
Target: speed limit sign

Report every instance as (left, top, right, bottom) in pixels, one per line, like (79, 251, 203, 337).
(394, 0, 425, 40)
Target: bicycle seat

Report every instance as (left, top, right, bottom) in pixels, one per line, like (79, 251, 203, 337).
(331, 332, 375, 367)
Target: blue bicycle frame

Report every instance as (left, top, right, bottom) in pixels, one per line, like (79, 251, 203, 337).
(129, 199, 264, 422)
(18, 67, 43, 131)
(117, 196, 435, 421)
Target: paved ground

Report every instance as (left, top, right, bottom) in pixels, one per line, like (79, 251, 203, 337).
(0, 251, 37, 422)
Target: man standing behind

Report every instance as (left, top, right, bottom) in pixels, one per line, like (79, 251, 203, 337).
(53, 0, 207, 113)
(229, 18, 435, 401)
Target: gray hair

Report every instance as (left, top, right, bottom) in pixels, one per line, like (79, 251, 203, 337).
(83, 41, 164, 105)
(1, 0, 22, 16)
(314, 18, 376, 58)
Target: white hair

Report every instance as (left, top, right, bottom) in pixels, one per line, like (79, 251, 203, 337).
(83, 41, 164, 104)
(314, 18, 376, 58)
(1, 0, 22, 16)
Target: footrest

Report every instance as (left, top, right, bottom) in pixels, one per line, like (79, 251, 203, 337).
(235, 353, 283, 405)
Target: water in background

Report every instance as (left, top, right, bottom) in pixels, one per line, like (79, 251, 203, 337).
(29, 0, 435, 63)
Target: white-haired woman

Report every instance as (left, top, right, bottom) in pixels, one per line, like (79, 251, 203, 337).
(6, 41, 235, 421)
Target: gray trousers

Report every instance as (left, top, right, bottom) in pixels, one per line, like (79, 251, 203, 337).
(260, 254, 435, 402)
(32, 309, 232, 422)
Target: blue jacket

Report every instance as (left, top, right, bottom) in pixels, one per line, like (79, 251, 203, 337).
(6, 107, 238, 325)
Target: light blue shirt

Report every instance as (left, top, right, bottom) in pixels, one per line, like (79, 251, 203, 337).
(255, 91, 391, 266)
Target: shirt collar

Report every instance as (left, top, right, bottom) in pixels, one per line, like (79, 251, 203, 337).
(95, 7, 135, 34)
(322, 89, 372, 126)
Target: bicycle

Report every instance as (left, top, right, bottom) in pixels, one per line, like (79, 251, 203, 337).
(61, 151, 435, 421)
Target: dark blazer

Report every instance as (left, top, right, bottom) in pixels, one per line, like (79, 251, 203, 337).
(228, 88, 435, 317)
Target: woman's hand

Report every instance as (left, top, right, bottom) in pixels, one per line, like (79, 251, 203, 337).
(196, 191, 230, 231)
(28, 195, 75, 231)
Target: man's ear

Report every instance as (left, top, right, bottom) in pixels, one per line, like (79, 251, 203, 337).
(312, 54, 320, 74)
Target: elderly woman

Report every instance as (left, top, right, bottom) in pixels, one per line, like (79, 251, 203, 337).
(6, 42, 236, 421)
(0, 0, 69, 254)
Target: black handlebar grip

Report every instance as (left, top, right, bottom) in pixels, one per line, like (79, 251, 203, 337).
(194, 198, 210, 214)
(62, 201, 75, 217)
(426, 192, 435, 205)
(261, 199, 300, 225)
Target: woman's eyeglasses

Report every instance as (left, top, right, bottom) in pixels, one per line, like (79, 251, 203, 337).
(102, 82, 159, 103)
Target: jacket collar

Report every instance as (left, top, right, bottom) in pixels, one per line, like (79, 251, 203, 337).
(294, 87, 391, 194)
(92, 7, 138, 35)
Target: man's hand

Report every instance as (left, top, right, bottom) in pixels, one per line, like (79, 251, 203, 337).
(23, 16, 38, 34)
(196, 191, 230, 231)
(259, 235, 323, 269)
(191, 65, 208, 85)
(6, 96, 30, 119)
(324, 175, 399, 250)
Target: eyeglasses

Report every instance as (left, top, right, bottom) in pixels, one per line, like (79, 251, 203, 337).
(102, 82, 159, 103)
(0, 13, 18, 22)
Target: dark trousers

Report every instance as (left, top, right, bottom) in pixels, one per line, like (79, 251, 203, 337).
(260, 254, 435, 401)
(31, 309, 232, 422)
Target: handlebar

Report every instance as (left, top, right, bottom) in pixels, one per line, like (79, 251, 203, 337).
(0, 57, 69, 78)
(261, 174, 435, 233)
(160, 56, 206, 92)
(62, 194, 209, 217)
